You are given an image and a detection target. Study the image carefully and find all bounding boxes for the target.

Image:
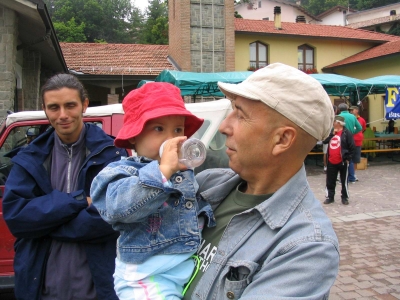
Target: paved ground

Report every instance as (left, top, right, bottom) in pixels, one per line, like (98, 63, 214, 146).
(2, 156, 399, 300)
(305, 155, 400, 300)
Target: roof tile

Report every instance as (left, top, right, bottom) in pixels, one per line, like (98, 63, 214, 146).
(234, 18, 400, 42)
(323, 39, 400, 69)
(60, 43, 174, 75)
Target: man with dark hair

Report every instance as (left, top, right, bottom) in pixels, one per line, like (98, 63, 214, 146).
(338, 103, 362, 183)
(3, 74, 127, 300)
(350, 106, 366, 181)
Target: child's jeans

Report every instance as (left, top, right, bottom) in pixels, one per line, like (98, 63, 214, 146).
(114, 253, 195, 300)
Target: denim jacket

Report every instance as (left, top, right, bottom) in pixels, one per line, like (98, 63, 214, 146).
(189, 166, 340, 300)
(91, 156, 216, 264)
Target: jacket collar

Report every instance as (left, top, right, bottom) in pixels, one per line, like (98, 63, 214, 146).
(255, 166, 309, 230)
(200, 166, 309, 230)
(13, 123, 115, 165)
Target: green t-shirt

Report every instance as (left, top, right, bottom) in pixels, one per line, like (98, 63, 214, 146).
(183, 181, 271, 299)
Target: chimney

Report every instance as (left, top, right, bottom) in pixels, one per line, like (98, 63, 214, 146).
(390, 10, 396, 21)
(274, 6, 282, 30)
(296, 15, 306, 23)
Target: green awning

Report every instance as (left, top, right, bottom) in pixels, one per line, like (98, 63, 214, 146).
(138, 70, 253, 97)
(363, 75, 400, 94)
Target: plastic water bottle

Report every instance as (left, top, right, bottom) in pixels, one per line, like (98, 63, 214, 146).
(159, 138, 207, 168)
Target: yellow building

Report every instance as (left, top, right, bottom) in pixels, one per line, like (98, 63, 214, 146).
(234, 17, 400, 131)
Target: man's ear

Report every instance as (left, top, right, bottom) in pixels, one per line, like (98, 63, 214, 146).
(271, 127, 296, 156)
(82, 98, 89, 113)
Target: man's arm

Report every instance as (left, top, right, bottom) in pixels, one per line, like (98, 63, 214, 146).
(3, 163, 87, 239)
(354, 117, 362, 134)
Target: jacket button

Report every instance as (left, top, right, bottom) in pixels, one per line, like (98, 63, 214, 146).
(175, 176, 183, 183)
(227, 291, 235, 299)
(116, 151, 120, 154)
(185, 201, 193, 209)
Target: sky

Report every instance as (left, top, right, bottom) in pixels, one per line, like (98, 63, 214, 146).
(132, 0, 149, 12)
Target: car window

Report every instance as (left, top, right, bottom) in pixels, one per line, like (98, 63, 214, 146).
(0, 125, 45, 185)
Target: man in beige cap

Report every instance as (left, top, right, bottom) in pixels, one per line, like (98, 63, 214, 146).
(183, 63, 339, 299)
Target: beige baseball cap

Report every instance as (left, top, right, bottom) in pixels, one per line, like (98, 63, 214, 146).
(218, 63, 334, 141)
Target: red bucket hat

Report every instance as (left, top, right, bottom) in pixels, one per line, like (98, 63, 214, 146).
(115, 82, 204, 149)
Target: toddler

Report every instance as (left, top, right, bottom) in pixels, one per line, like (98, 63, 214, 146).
(91, 82, 215, 300)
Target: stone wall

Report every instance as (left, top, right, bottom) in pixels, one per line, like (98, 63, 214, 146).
(0, 5, 18, 118)
(22, 49, 41, 111)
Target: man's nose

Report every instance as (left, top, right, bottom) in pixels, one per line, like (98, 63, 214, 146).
(59, 107, 68, 119)
(219, 112, 232, 135)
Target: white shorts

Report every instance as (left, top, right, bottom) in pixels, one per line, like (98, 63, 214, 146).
(323, 144, 328, 154)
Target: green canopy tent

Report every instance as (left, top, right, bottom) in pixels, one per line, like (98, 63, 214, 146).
(364, 75, 400, 120)
(137, 70, 253, 100)
(310, 74, 374, 105)
(363, 75, 400, 94)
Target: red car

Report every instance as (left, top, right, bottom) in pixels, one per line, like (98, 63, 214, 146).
(0, 99, 231, 296)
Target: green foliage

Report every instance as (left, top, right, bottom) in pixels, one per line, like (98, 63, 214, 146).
(388, 24, 400, 36)
(53, 18, 86, 42)
(302, 0, 400, 16)
(139, 0, 169, 45)
(129, 6, 145, 44)
(234, 11, 243, 18)
(44, 0, 137, 43)
(44, 0, 170, 45)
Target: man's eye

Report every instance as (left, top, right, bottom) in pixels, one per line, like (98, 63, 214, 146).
(236, 112, 243, 119)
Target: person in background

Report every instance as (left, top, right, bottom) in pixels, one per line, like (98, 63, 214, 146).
(349, 106, 366, 182)
(324, 115, 355, 205)
(338, 103, 362, 183)
(183, 63, 339, 299)
(25, 127, 40, 145)
(91, 82, 213, 300)
(2, 74, 127, 300)
(323, 105, 337, 173)
(386, 119, 396, 133)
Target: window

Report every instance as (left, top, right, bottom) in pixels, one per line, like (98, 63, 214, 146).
(0, 125, 48, 185)
(249, 41, 268, 70)
(298, 44, 315, 71)
(258, 1, 262, 8)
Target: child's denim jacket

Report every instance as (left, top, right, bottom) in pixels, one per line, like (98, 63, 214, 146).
(91, 156, 216, 264)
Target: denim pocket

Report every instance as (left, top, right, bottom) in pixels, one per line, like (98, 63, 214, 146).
(222, 261, 259, 299)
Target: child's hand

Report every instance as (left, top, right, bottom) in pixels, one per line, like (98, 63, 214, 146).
(159, 136, 188, 179)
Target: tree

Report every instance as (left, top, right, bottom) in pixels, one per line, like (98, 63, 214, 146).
(44, 0, 133, 43)
(129, 6, 145, 44)
(234, 11, 243, 18)
(53, 17, 87, 42)
(140, 0, 169, 45)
